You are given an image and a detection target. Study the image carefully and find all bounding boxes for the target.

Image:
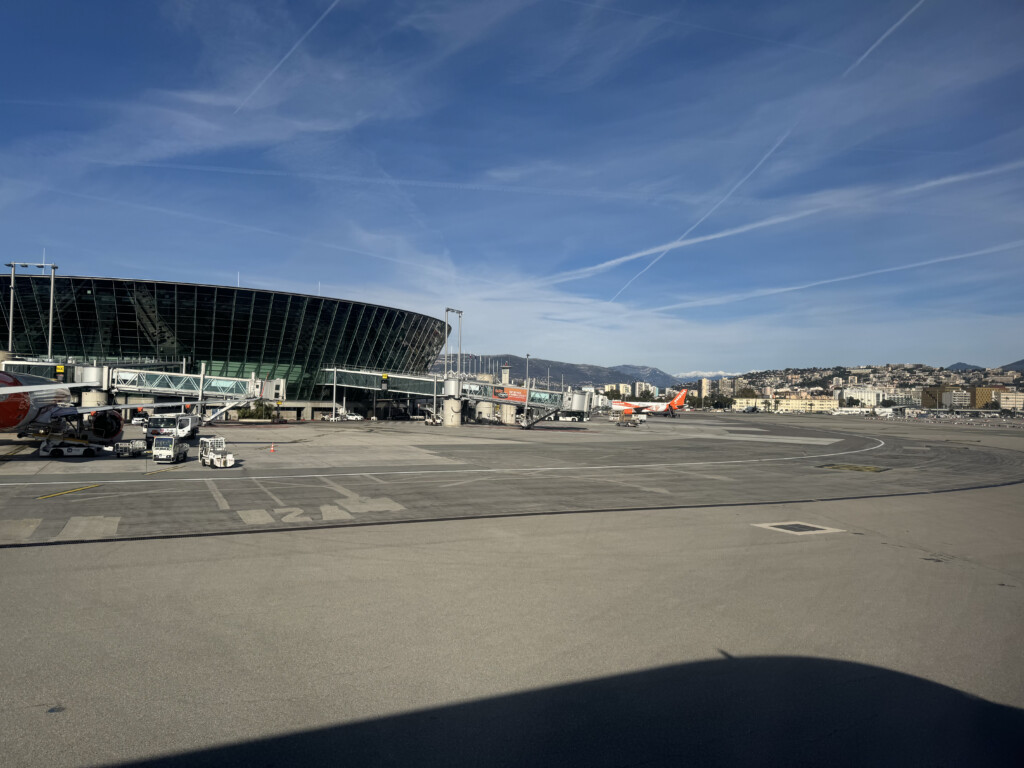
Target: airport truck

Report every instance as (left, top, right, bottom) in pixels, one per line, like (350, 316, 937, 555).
(151, 435, 188, 464)
(148, 413, 201, 442)
(198, 436, 235, 468)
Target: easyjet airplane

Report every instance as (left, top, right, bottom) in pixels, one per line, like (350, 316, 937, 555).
(611, 388, 689, 416)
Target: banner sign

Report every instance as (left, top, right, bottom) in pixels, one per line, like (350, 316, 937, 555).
(493, 386, 527, 403)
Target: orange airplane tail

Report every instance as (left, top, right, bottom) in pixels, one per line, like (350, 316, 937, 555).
(670, 388, 689, 407)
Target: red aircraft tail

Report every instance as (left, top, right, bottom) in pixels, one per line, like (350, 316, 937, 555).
(670, 388, 689, 407)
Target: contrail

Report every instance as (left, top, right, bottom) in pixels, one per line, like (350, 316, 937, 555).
(541, 156, 1024, 288)
(610, 125, 795, 301)
(843, 0, 928, 78)
(888, 158, 1024, 197)
(652, 239, 1024, 312)
(609, 0, 929, 300)
(234, 0, 342, 114)
(541, 207, 825, 287)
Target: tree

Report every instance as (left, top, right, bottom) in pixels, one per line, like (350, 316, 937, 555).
(846, 397, 861, 407)
(736, 387, 758, 398)
(237, 399, 276, 419)
(880, 399, 896, 407)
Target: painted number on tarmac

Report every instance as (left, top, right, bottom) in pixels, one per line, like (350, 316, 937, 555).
(235, 498, 403, 526)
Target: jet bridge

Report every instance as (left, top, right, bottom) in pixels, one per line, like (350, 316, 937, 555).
(325, 368, 591, 428)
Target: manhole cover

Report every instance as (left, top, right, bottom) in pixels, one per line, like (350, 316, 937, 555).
(819, 464, 889, 472)
(752, 522, 847, 536)
(773, 523, 824, 533)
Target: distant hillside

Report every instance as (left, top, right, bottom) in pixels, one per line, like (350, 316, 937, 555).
(1001, 358, 1024, 372)
(609, 365, 682, 389)
(946, 362, 984, 371)
(430, 355, 682, 388)
(673, 370, 744, 381)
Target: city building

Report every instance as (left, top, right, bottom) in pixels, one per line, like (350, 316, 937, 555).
(995, 391, 1024, 410)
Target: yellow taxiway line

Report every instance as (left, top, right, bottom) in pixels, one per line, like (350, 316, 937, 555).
(36, 484, 100, 500)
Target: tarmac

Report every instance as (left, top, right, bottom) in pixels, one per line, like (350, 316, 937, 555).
(1, 413, 1022, 766)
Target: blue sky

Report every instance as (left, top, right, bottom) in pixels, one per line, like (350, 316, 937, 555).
(1, 0, 1022, 373)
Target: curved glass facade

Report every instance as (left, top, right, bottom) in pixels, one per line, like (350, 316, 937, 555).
(1, 276, 447, 401)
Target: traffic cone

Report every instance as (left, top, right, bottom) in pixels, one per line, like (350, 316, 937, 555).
(270, 443, 275, 453)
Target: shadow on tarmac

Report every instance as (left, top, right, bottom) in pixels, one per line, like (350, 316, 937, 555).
(116, 655, 1022, 767)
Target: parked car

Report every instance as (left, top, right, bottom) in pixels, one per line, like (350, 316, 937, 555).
(131, 413, 149, 426)
(345, 413, 364, 421)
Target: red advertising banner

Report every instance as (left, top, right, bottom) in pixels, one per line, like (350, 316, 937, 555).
(493, 386, 527, 403)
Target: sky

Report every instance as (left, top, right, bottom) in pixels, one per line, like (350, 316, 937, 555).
(1, 0, 1022, 374)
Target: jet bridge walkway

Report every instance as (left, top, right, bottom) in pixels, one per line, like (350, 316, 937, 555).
(325, 368, 591, 428)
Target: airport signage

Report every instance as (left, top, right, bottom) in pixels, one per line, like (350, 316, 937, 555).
(493, 386, 527, 403)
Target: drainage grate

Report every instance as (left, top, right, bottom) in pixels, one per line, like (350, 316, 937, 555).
(752, 522, 846, 536)
(819, 464, 888, 472)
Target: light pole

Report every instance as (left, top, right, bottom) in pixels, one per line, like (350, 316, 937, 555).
(6, 261, 58, 358)
(332, 368, 337, 419)
(446, 307, 462, 378)
(443, 308, 450, 375)
(525, 353, 530, 425)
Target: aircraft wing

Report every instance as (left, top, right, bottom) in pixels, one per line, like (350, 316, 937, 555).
(0, 381, 100, 396)
(50, 399, 237, 418)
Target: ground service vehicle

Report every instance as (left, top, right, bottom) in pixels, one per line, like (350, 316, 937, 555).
(151, 436, 188, 463)
(613, 412, 646, 427)
(148, 413, 201, 441)
(198, 436, 235, 468)
(112, 439, 146, 458)
(38, 437, 101, 458)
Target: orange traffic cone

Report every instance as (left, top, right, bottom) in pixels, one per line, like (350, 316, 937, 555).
(270, 443, 275, 453)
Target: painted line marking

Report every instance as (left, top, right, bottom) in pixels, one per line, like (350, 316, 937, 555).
(276, 507, 311, 523)
(0, 519, 42, 541)
(320, 476, 359, 499)
(252, 478, 285, 506)
(36, 485, 100, 500)
(320, 504, 353, 521)
(144, 466, 183, 476)
(0, 445, 28, 461)
(55, 516, 120, 540)
(237, 509, 274, 525)
(0, 438, 888, 490)
(205, 479, 230, 510)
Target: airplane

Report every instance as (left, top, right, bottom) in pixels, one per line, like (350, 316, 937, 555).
(610, 388, 689, 417)
(0, 370, 213, 444)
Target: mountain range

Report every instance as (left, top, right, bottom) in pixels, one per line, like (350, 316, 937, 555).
(431, 356, 682, 388)
(431, 355, 1024, 388)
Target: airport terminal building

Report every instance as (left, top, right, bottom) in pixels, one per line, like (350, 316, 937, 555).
(1, 275, 446, 406)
